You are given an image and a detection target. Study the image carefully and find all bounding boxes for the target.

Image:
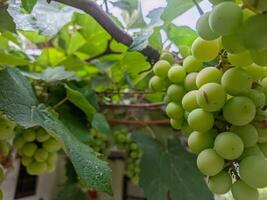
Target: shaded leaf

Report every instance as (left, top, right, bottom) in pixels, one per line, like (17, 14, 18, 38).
(133, 132, 213, 200)
(0, 50, 29, 66)
(37, 48, 66, 66)
(0, 5, 16, 33)
(21, 0, 37, 13)
(92, 113, 110, 133)
(56, 184, 88, 200)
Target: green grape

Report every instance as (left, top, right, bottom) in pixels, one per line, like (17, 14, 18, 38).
(167, 65, 186, 83)
(187, 131, 214, 154)
(182, 90, 199, 112)
(184, 72, 198, 91)
(165, 102, 184, 119)
(250, 49, 267, 66)
(244, 89, 266, 109)
(163, 96, 171, 104)
(208, 0, 234, 5)
(188, 108, 214, 132)
(182, 56, 202, 73)
(231, 180, 259, 200)
(196, 83, 226, 112)
(258, 143, 267, 157)
(47, 152, 58, 164)
(208, 171, 232, 194)
(34, 148, 49, 162)
(166, 84, 186, 102)
(36, 128, 50, 142)
(256, 125, 267, 143)
(160, 52, 174, 64)
(197, 148, 224, 176)
(191, 37, 220, 62)
(43, 138, 61, 152)
(261, 77, 267, 94)
(209, 2, 242, 36)
(46, 163, 56, 173)
(230, 124, 258, 147)
(223, 97, 256, 126)
(170, 118, 183, 130)
(0, 165, 4, 183)
(13, 136, 25, 149)
(196, 67, 222, 88)
(22, 129, 36, 142)
(21, 156, 33, 166)
(240, 14, 267, 50)
(243, 64, 266, 81)
(0, 141, 10, 157)
(21, 143, 38, 157)
(153, 60, 171, 78)
(222, 33, 246, 54)
(243, 0, 267, 12)
(149, 76, 166, 91)
(239, 145, 264, 160)
(0, 115, 16, 140)
(239, 156, 267, 188)
(196, 12, 220, 40)
(214, 132, 244, 160)
(228, 51, 253, 67)
(27, 161, 48, 175)
(221, 68, 252, 96)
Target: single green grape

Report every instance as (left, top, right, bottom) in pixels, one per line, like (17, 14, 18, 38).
(0, 115, 16, 140)
(0, 141, 11, 157)
(196, 67, 222, 88)
(27, 161, 48, 175)
(47, 152, 58, 164)
(36, 128, 50, 142)
(153, 60, 171, 78)
(188, 108, 214, 132)
(208, 171, 232, 194)
(166, 84, 186, 102)
(231, 180, 259, 200)
(22, 129, 36, 142)
(170, 118, 183, 130)
(250, 49, 267, 66)
(239, 145, 264, 160)
(243, 64, 266, 81)
(34, 148, 49, 162)
(182, 90, 199, 112)
(13, 136, 26, 149)
(165, 102, 184, 119)
(182, 56, 202, 73)
(230, 124, 258, 147)
(21, 156, 33, 166)
(228, 51, 253, 67)
(160, 52, 174, 64)
(167, 65, 186, 83)
(187, 130, 214, 154)
(222, 33, 246, 54)
(21, 143, 38, 157)
(184, 72, 198, 91)
(197, 148, 224, 176)
(149, 76, 167, 91)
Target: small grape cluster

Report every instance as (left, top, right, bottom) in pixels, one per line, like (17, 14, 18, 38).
(14, 127, 61, 175)
(114, 129, 142, 185)
(149, 1, 267, 199)
(88, 129, 108, 155)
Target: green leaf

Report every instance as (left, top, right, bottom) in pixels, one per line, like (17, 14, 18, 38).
(0, 50, 29, 66)
(92, 113, 110, 133)
(0, 6, 16, 33)
(161, 0, 202, 23)
(129, 30, 152, 51)
(37, 48, 66, 66)
(133, 132, 213, 200)
(20, 30, 50, 43)
(0, 67, 112, 194)
(56, 184, 88, 200)
(111, 0, 138, 15)
(148, 28, 163, 50)
(65, 85, 96, 121)
(21, 0, 37, 13)
(165, 24, 197, 57)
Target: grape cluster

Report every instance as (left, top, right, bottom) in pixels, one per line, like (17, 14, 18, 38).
(114, 129, 142, 184)
(14, 127, 61, 175)
(88, 129, 108, 154)
(149, 1, 267, 199)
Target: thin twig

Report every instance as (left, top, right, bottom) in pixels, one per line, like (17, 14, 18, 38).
(101, 102, 165, 110)
(103, 0, 109, 14)
(192, 0, 204, 15)
(53, 97, 68, 110)
(108, 119, 170, 126)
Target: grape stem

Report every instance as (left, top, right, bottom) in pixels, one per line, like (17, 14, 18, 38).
(108, 119, 170, 126)
(101, 102, 164, 110)
(192, 0, 204, 15)
(52, 97, 68, 110)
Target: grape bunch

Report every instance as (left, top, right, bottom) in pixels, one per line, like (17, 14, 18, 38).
(88, 128, 108, 155)
(149, 1, 267, 199)
(14, 127, 61, 175)
(114, 129, 142, 184)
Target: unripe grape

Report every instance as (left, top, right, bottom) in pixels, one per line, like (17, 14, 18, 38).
(188, 108, 214, 132)
(191, 37, 220, 62)
(244, 89, 266, 109)
(13, 136, 25, 149)
(188, 131, 214, 154)
(230, 124, 258, 147)
(223, 97, 256, 126)
(149, 76, 166, 91)
(170, 118, 183, 130)
(258, 143, 267, 158)
(0, 115, 16, 140)
(221, 68, 252, 96)
(214, 132, 244, 160)
(182, 56, 202, 73)
(21, 156, 33, 166)
(165, 102, 184, 119)
(222, 33, 246, 54)
(197, 83, 226, 112)
(0, 141, 10, 157)
(22, 129, 36, 142)
(21, 143, 38, 157)
(182, 90, 199, 112)
(243, 64, 266, 80)
(239, 156, 267, 188)
(228, 51, 253, 67)
(27, 162, 48, 175)
(167, 65, 186, 83)
(208, 171, 232, 194)
(197, 149, 224, 176)
(47, 152, 58, 164)
(209, 2, 242, 36)
(36, 128, 50, 142)
(153, 60, 171, 78)
(250, 49, 267, 66)
(46, 163, 56, 173)
(196, 12, 219, 41)
(239, 145, 264, 160)
(43, 138, 61, 152)
(231, 180, 259, 200)
(196, 67, 222, 88)
(34, 148, 49, 162)
(184, 72, 198, 91)
(160, 52, 174, 64)
(166, 84, 186, 102)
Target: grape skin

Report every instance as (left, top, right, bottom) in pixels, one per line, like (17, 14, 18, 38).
(230, 124, 258, 147)
(188, 131, 214, 154)
(168, 65, 186, 83)
(196, 67, 222, 88)
(166, 84, 186, 102)
(152, 60, 171, 78)
(188, 108, 214, 132)
(182, 90, 199, 112)
(182, 55, 202, 73)
(208, 171, 232, 194)
(231, 180, 259, 200)
(184, 72, 198, 91)
(165, 102, 184, 120)
(228, 51, 253, 67)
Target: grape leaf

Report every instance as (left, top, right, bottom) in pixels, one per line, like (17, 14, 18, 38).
(55, 184, 88, 200)
(0, 67, 112, 194)
(0, 5, 16, 33)
(21, 0, 37, 13)
(37, 48, 66, 66)
(133, 132, 213, 200)
(92, 113, 110, 133)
